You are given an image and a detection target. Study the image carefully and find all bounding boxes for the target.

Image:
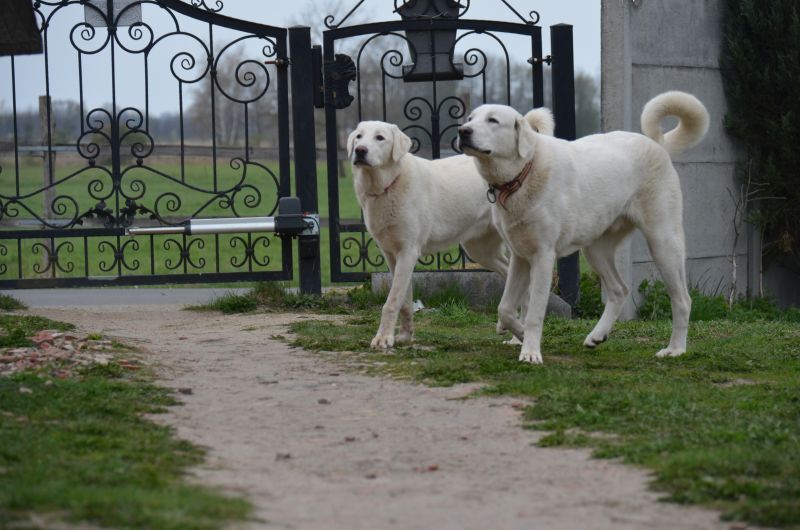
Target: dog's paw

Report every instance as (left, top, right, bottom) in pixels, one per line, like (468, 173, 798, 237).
(395, 331, 414, 345)
(503, 336, 523, 346)
(583, 333, 608, 349)
(655, 347, 685, 358)
(518, 350, 543, 364)
(370, 333, 395, 350)
(496, 322, 507, 335)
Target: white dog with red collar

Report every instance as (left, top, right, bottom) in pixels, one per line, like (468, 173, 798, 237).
(459, 91, 709, 364)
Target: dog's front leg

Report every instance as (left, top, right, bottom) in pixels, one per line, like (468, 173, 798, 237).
(519, 250, 556, 364)
(497, 253, 529, 340)
(372, 250, 418, 349)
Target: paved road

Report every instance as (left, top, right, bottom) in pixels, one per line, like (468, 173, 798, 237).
(3, 288, 249, 308)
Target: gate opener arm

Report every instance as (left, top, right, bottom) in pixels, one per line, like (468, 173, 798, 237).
(125, 197, 319, 237)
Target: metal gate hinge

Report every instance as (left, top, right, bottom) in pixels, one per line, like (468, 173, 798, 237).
(323, 54, 357, 109)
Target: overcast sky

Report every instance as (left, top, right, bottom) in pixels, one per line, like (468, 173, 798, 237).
(0, 0, 599, 115)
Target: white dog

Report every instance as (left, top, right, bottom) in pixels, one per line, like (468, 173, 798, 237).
(347, 115, 553, 349)
(458, 91, 710, 364)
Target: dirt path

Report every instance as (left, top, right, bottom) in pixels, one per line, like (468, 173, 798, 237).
(33, 305, 735, 530)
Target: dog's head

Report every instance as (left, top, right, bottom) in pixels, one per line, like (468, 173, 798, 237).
(347, 121, 413, 169)
(458, 104, 537, 163)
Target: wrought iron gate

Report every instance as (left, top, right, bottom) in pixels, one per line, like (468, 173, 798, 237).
(0, 0, 295, 287)
(320, 1, 578, 303)
(1, 0, 578, 302)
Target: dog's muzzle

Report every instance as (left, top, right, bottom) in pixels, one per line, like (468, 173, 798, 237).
(457, 126, 491, 154)
(353, 147, 370, 166)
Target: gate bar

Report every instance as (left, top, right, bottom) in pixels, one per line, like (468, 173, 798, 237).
(551, 23, 580, 313)
(289, 26, 322, 295)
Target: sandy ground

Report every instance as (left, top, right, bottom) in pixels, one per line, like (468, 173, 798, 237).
(32, 305, 740, 530)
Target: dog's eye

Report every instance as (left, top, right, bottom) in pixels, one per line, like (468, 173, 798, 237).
(488, 117, 499, 124)
(356, 134, 362, 139)
(376, 135, 385, 141)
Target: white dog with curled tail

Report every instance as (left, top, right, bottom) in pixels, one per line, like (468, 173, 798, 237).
(459, 91, 710, 364)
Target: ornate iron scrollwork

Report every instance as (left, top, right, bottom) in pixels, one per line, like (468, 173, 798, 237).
(190, 0, 224, 12)
(324, 54, 357, 110)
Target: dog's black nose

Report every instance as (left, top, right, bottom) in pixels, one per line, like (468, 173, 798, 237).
(355, 146, 368, 157)
(458, 126, 473, 138)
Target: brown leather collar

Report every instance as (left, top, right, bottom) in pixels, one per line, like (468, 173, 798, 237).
(487, 159, 534, 209)
(366, 173, 401, 198)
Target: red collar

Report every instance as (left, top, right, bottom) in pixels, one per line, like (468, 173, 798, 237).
(366, 173, 401, 198)
(487, 159, 534, 209)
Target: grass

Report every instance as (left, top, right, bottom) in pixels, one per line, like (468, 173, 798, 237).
(0, 294, 26, 311)
(284, 286, 800, 529)
(0, 312, 73, 348)
(0, 312, 251, 530)
(187, 281, 385, 314)
(637, 278, 800, 322)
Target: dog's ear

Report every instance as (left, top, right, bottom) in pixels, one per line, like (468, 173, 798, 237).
(391, 125, 412, 162)
(346, 129, 358, 158)
(516, 116, 536, 159)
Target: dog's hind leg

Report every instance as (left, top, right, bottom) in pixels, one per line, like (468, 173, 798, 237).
(396, 279, 415, 344)
(642, 227, 692, 358)
(372, 250, 419, 350)
(582, 227, 633, 348)
(462, 232, 510, 280)
(463, 231, 511, 335)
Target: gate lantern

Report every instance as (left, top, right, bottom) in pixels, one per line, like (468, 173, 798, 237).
(397, 0, 464, 82)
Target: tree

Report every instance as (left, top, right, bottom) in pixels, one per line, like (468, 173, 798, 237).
(574, 72, 600, 138)
(721, 0, 800, 263)
(187, 46, 280, 147)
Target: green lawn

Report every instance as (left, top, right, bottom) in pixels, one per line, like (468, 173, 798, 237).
(284, 292, 800, 529)
(0, 311, 250, 530)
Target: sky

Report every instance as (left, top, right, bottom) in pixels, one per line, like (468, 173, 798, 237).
(0, 0, 600, 115)
(230, 0, 601, 73)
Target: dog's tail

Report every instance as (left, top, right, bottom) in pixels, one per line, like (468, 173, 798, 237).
(525, 108, 555, 136)
(641, 91, 710, 157)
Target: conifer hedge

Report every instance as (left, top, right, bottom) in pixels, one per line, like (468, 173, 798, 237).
(720, 0, 800, 260)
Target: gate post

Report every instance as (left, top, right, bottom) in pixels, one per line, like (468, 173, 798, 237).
(289, 26, 322, 295)
(551, 23, 580, 312)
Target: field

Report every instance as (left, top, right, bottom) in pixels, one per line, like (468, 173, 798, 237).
(0, 155, 471, 285)
(0, 155, 378, 285)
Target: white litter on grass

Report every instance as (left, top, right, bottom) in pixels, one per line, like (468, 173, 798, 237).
(413, 300, 425, 313)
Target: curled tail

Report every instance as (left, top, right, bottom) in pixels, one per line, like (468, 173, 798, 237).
(641, 91, 710, 156)
(524, 107, 555, 136)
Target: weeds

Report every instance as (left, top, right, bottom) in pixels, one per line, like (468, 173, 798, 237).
(637, 279, 800, 322)
(0, 293, 26, 311)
